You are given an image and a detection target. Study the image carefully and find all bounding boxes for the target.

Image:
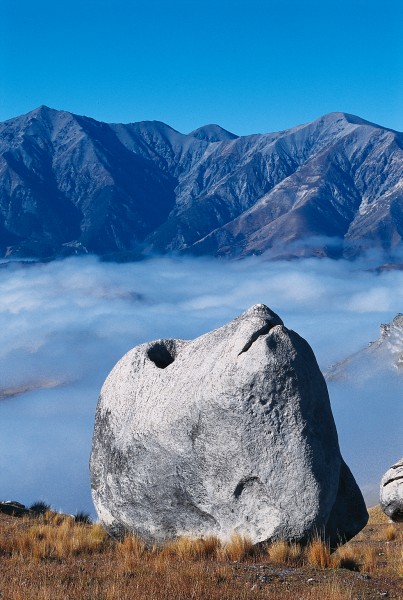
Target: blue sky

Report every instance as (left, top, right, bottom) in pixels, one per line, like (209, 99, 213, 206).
(1, 0, 402, 134)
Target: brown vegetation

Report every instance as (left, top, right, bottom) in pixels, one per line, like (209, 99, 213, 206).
(305, 536, 332, 569)
(0, 506, 401, 599)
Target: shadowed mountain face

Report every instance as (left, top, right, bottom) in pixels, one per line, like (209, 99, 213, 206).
(0, 107, 402, 259)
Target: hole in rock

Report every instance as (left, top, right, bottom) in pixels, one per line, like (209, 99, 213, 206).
(234, 477, 260, 499)
(147, 342, 175, 369)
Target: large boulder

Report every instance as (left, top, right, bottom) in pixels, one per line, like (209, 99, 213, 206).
(380, 458, 403, 521)
(90, 304, 368, 545)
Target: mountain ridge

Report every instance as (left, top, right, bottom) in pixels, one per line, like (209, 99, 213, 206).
(0, 107, 402, 260)
(325, 313, 403, 381)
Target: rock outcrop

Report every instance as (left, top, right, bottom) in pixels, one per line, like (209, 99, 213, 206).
(0, 501, 30, 517)
(326, 313, 403, 381)
(380, 458, 403, 521)
(90, 304, 368, 545)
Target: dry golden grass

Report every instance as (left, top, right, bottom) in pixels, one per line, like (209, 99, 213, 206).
(367, 504, 390, 523)
(330, 544, 360, 571)
(200, 534, 222, 558)
(159, 531, 255, 562)
(267, 539, 289, 562)
(301, 577, 355, 600)
(117, 533, 147, 571)
(162, 536, 206, 560)
(386, 523, 396, 541)
(43, 510, 68, 526)
(0, 506, 401, 599)
(361, 544, 379, 572)
(1, 515, 108, 561)
(267, 539, 303, 565)
(221, 532, 254, 561)
(385, 542, 403, 576)
(305, 536, 331, 568)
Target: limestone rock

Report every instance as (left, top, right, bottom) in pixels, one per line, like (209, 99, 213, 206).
(90, 304, 368, 545)
(380, 458, 403, 521)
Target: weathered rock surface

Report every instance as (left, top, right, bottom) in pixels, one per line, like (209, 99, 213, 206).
(90, 304, 368, 545)
(1, 107, 402, 260)
(380, 458, 403, 521)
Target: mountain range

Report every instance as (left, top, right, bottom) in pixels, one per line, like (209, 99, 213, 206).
(0, 106, 402, 260)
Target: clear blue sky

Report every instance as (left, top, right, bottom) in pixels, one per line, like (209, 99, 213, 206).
(1, 0, 402, 135)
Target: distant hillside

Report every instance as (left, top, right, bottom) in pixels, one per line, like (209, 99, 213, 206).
(326, 313, 403, 381)
(0, 107, 402, 259)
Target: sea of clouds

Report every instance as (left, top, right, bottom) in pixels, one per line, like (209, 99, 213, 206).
(0, 254, 402, 516)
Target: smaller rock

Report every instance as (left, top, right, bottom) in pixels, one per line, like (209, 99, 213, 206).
(0, 501, 29, 517)
(380, 458, 403, 521)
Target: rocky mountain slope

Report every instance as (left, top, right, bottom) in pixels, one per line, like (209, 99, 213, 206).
(0, 107, 402, 259)
(325, 313, 403, 381)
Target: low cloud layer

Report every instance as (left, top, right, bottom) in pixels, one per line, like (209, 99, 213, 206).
(0, 255, 402, 514)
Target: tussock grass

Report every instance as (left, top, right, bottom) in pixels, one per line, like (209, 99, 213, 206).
(302, 577, 355, 600)
(384, 542, 403, 576)
(267, 540, 303, 565)
(267, 539, 289, 563)
(43, 510, 69, 526)
(385, 523, 396, 541)
(360, 544, 378, 572)
(0, 506, 401, 599)
(2, 517, 108, 560)
(117, 534, 147, 572)
(331, 545, 360, 571)
(118, 533, 147, 559)
(367, 504, 389, 523)
(161, 536, 208, 560)
(160, 532, 252, 562)
(29, 501, 52, 516)
(200, 534, 222, 558)
(305, 536, 331, 568)
(221, 532, 255, 562)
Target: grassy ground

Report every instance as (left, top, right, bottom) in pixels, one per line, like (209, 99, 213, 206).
(0, 506, 401, 599)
